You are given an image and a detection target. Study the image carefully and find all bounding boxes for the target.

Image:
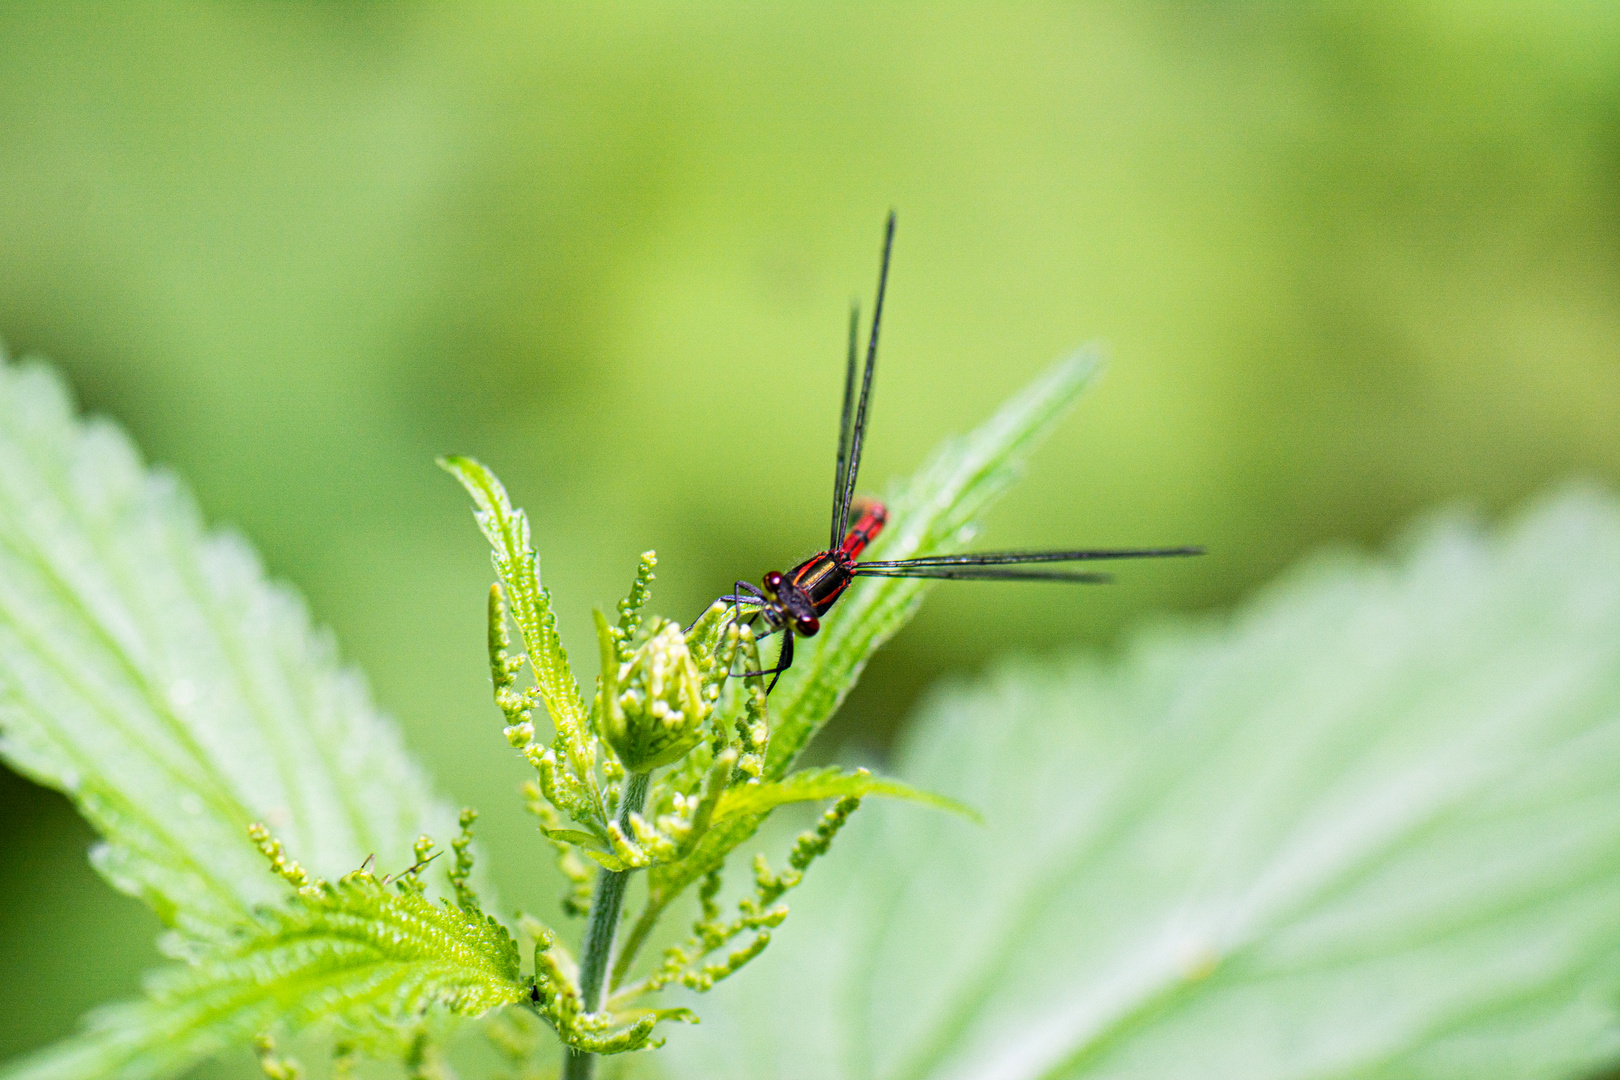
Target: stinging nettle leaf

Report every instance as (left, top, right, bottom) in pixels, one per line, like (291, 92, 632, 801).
(0, 353, 465, 1076)
(0, 353, 459, 929)
(712, 767, 980, 825)
(439, 455, 587, 745)
(2, 866, 525, 1080)
(662, 486, 1620, 1080)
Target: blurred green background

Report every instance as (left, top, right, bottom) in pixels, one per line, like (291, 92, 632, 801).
(1, 0, 1618, 1067)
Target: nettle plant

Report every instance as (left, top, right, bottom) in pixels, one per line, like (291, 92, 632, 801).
(9, 344, 1620, 1080)
(438, 454, 970, 1068)
(0, 348, 1090, 1080)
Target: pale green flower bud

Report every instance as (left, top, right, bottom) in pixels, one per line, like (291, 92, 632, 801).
(595, 613, 710, 772)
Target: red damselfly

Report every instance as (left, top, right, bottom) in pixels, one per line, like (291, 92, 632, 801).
(711, 213, 1202, 690)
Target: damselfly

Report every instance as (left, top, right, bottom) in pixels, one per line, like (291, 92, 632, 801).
(710, 213, 1201, 690)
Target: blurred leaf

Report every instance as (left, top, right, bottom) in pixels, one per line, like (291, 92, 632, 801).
(764, 347, 1103, 774)
(663, 487, 1620, 1080)
(0, 354, 467, 1075)
(1, 868, 524, 1080)
(0, 354, 456, 939)
(713, 767, 978, 825)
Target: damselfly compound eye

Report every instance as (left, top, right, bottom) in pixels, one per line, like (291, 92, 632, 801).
(764, 571, 784, 593)
(796, 615, 820, 636)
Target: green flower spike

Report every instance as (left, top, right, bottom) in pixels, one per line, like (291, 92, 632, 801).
(595, 614, 710, 773)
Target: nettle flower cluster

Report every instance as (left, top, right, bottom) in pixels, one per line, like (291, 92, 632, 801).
(443, 457, 952, 1058)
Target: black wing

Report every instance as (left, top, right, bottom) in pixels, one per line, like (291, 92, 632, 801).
(830, 303, 860, 549)
(832, 211, 896, 545)
(856, 545, 1203, 570)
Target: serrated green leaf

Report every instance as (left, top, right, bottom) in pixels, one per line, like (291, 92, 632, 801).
(763, 348, 1103, 776)
(2, 872, 525, 1080)
(663, 487, 1620, 1080)
(0, 355, 457, 945)
(438, 455, 588, 750)
(543, 827, 610, 851)
(714, 767, 979, 825)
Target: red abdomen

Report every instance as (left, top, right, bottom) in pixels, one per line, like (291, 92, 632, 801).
(838, 499, 888, 560)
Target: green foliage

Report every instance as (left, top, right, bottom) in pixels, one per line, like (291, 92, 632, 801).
(521, 913, 696, 1058)
(429, 351, 1097, 1064)
(595, 614, 710, 774)
(603, 350, 1105, 1001)
(449, 809, 482, 912)
(663, 487, 1620, 1080)
(0, 358, 458, 948)
(6, 824, 524, 1080)
(710, 767, 977, 825)
(29, 331, 1620, 1080)
(2, 9, 1620, 1071)
(0, 355, 505, 1079)
(761, 348, 1103, 775)
(7, 14, 1620, 1055)
(613, 552, 659, 664)
(441, 455, 604, 832)
(0, 377, 565, 1077)
(0, 340, 1115, 1077)
(615, 796, 862, 1002)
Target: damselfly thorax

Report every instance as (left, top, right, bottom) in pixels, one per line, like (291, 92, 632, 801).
(751, 498, 888, 631)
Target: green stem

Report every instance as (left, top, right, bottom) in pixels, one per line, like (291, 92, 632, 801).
(608, 897, 662, 994)
(564, 770, 651, 1080)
